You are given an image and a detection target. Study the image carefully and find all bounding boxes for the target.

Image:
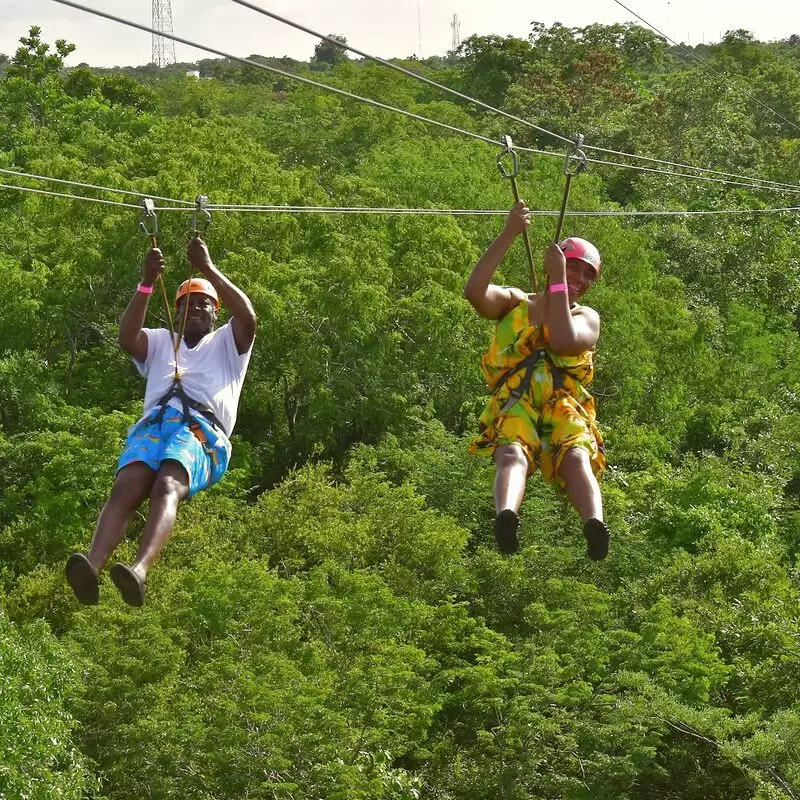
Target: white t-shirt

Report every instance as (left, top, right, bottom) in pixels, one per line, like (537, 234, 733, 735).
(133, 322, 253, 436)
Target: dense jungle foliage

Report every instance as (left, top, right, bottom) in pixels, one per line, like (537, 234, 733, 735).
(1, 18, 800, 800)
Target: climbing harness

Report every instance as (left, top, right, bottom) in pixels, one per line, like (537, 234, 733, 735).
(136, 196, 224, 461)
(493, 135, 588, 417)
(497, 134, 538, 292)
(497, 347, 568, 415)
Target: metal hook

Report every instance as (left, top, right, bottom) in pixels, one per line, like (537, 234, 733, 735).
(191, 194, 212, 236)
(563, 133, 587, 177)
(138, 197, 158, 240)
(496, 134, 519, 180)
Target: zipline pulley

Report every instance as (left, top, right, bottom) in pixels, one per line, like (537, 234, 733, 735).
(497, 134, 539, 293)
(138, 197, 159, 247)
(191, 194, 212, 237)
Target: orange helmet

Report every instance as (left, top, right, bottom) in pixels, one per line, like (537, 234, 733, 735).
(175, 278, 219, 310)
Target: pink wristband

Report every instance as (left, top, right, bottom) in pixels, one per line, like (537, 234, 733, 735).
(137, 282, 154, 295)
(548, 282, 568, 294)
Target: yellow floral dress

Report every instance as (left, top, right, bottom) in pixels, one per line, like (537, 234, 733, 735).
(468, 300, 605, 484)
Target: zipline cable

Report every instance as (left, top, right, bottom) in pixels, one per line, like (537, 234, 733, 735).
(9, 152, 800, 207)
(45, 0, 800, 198)
(0, 166, 194, 206)
(611, 0, 800, 137)
(0, 181, 141, 208)
(579, 145, 800, 191)
(202, 204, 800, 216)
(6, 180, 800, 216)
(232, 0, 800, 193)
(227, 0, 574, 147)
(563, 153, 800, 195)
(48, 0, 506, 151)
(48, 0, 800, 203)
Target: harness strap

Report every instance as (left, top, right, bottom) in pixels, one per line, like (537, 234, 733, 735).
(152, 379, 226, 435)
(496, 349, 567, 415)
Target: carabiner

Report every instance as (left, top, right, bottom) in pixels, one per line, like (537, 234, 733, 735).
(563, 133, 587, 177)
(138, 197, 158, 242)
(191, 194, 212, 236)
(496, 134, 519, 180)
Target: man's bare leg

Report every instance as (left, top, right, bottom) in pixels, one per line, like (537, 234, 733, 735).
(87, 462, 157, 570)
(131, 459, 190, 580)
(66, 462, 155, 604)
(110, 460, 190, 606)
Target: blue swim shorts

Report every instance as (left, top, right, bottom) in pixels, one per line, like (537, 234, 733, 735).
(117, 406, 230, 497)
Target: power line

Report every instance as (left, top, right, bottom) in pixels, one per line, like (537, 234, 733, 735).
(611, 0, 800, 137)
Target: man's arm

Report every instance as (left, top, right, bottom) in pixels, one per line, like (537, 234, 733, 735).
(187, 237, 257, 355)
(464, 201, 530, 320)
(119, 248, 164, 362)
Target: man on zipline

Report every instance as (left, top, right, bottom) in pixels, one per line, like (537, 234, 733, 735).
(465, 200, 609, 559)
(66, 237, 256, 606)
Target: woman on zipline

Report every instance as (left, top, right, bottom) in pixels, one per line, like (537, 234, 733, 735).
(66, 236, 257, 606)
(465, 200, 609, 559)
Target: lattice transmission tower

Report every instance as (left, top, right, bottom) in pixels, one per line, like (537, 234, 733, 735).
(451, 14, 461, 52)
(152, 0, 177, 67)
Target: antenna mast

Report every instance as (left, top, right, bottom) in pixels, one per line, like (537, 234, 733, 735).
(451, 13, 461, 51)
(152, 0, 177, 66)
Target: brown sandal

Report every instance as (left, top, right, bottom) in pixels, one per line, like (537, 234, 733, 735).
(65, 553, 100, 605)
(110, 563, 146, 607)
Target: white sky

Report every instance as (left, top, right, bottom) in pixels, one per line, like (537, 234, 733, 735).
(1, 1, 798, 68)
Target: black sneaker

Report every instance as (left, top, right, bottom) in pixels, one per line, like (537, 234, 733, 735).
(494, 509, 520, 555)
(583, 518, 610, 561)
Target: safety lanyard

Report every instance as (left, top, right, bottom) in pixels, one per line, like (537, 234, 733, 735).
(138, 195, 212, 381)
(496, 134, 587, 293)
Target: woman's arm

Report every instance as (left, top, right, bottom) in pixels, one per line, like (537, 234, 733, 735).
(542, 243, 600, 354)
(464, 201, 530, 320)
